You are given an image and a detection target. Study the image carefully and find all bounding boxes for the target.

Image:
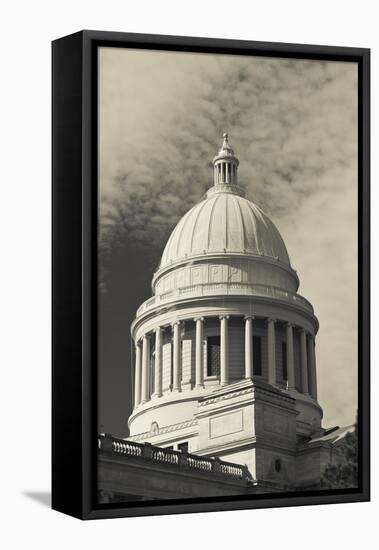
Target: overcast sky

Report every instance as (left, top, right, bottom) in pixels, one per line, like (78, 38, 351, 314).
(98, 47, 357, 435)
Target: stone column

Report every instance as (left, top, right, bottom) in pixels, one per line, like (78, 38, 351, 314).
(286, 323, 295, 389)
(244, 316, 254, 378)
(195, 317, 204, 388)
(141, 334, 150, 403)
(220, 315, 230, 386)
(300, 328, 309, 394)
(267, 318, 276, 386)
(134, 340, 142, 407)
(307, 334, 318, 399)
(153, 327, 162, 397)
(172, 321, 181, 391)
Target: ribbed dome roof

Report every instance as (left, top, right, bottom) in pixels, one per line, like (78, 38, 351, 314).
(159, 189, 291, 269)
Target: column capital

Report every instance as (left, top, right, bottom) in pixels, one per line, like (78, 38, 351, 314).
(155, 326, 162, 333)
(171, 320, 182, 328)
(266, 317, 276, 324)
(286, 322, 294, 328)
(193, 316, 205, 323)
(244, 315, 255, 321)
(219, 315, 230, 321)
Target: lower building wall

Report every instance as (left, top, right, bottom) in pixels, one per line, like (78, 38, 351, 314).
(255, 447, 296, 488)
(98, 455, 255, 501)
(194, 380, 299, 490)
(296, 443, 337, 488)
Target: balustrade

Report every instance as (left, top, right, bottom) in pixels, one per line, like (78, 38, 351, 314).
(98, 434, 251, 480)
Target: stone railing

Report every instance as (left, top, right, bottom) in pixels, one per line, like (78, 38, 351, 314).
(136, 282, 313, 316)
(98, 434, 252, 481)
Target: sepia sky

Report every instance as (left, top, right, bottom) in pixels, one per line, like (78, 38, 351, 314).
(98, 47, 357, 436)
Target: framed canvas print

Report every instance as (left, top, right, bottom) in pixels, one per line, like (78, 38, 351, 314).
(52, 31, 370, 520)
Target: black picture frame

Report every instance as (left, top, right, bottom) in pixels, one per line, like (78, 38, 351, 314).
(52, 30, 370, 520)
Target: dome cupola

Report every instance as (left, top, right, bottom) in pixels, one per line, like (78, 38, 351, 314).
(212, 132, 240, 188)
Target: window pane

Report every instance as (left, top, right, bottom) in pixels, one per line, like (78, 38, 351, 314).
(207, 336, 221, 376)
(282, 341, 287, 381)
(178, 442, 188, 453)
(253, 335, 262, 375)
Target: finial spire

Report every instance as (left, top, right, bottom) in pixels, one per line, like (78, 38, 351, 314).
(213, 132, 239, 187)
(218, 132, 234, 156)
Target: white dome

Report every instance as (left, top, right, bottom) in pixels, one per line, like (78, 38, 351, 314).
(160, 187, 291, 269)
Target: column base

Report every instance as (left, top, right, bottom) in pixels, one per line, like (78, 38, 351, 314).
(151, 392, 163, 399)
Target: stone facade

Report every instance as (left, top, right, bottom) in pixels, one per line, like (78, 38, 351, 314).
(98, 434, 256, 501)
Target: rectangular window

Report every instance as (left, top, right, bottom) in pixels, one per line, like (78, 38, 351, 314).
(253, 335, 262, 375)
(207, 335, 221, 376)
(178, 442, 189, 453)
(282, 341, 287, 381)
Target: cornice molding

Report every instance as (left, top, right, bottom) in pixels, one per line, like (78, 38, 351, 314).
(197, 380, 296, 409)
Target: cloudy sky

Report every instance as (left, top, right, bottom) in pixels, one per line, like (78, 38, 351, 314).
(98, 47, 357, 437)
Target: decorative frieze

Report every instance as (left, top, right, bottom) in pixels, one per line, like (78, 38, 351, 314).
(130, 418, 199, 441)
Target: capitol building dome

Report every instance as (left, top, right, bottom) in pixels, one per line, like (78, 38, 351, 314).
(152, 134, 299, 298)
(128, 134, 323, 490)
(160, 186, 291, 269)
